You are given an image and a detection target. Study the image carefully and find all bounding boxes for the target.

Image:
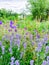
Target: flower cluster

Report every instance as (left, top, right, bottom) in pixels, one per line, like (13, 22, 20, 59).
(0, 20, 49, 65)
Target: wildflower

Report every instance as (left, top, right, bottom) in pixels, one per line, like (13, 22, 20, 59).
(45, 46, 49, 54)
(1, 46, 5, 54)
(10, 36, 14, 47)
(36, 33, 40, 39)
(0, 21, 2, 25)
(15, 60, 20, 65)
(15, 29, 17, 32)
(24, 27, 27, 30)
(47, 60, 49, 65)
(30, 60, 34, 65)
(25, 32, 28, 35)
(30, 34, 33, 40)
(10, 25, 16, 29)
(32, 41, 34, 46)
(10, 21, 14, 25)
(16, 34, 21, 39)
(9, 47, 12, 54)
(23, 42, 27, 49)
(35, 42, 42, 52)
(10, 61, 14, 65)
(47, 56, 49, 61)
(11, 56, 15, 62)
(0, 41, 2, 46)
(10, 40, 12, 47)
(8, 29, 12, 32)
(16, 39, 20, 49)
(42, 60, 47, 65)
(44, 37, 48, 42)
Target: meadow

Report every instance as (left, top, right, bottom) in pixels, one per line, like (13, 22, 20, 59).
(0, 0, 49, 64)
(0, 18, 49, 65)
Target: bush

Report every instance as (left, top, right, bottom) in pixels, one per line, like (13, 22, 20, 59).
(28, 0, 49, 21)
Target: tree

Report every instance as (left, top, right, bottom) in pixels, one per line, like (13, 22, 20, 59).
(0, 9, 18, 22)
(28, 0, 47, 22)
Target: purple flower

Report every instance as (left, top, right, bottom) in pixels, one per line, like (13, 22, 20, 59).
(10, 61, 14, 65)
(11, 56, 15, 62)
(45, 46, 49, 54)
(30, 34, 33, 40)
(23, 42, 27, 49)
(32, 42, 34, 46)
(10, 40, 12, 47)
(38, 42, 42, 47)
(30, 60, 34, 65)
(24, 35, 26, 39)
(0, 41, 2, 46)
(8, 29, 12, 32)
(34, 30, 37, 33)
(24, 27, 27, 30)
(16, 34, 21, 39)
(42, 60, 47, 65)
(9, 47, 12, 54)
(10, 21, 14, 25)
(44, 37, 48, 41)
(47, 56, 49, 61)
(36, 42, 42, 52)
(15, 29, 17, 32)
(0, 21, 2, 25)
(47, 60, 49, 65)
(10, 25, 16, 29)
(15, 60, 20, 65)
(10, 36, 14, 47)
(17, 39, 20, 49)
(25, 32, 28, 35)
(36, 33, 40, 39)
(1, 46, 5, 54)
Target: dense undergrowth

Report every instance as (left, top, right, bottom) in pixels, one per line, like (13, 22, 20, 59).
(0, 20, 49, 65)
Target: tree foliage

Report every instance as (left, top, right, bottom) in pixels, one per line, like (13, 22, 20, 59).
(0, 9, 18, 22)
(28, 0, 49, 21)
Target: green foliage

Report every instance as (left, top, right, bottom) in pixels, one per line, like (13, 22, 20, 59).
(0, 9, 18, 22)
(28, 0, 49, 21)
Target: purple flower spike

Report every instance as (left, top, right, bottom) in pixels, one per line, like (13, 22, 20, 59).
(25, 32, 28, 35)
(11, 56, 15, 62)
(1, 46, 5, 54)
(15, 29, 17, 32)
(47, 56, 49, 61)
(10, 24, 16, 29)
(9, 47, 12, 54)
(16, 34, 21, 39)
(17, 39, 20, 49)
(23, 42, 27, 49)
(10, 61, 14, 65)
(0, 21, 2, 25)
(0, 41, 2, 46)
(10, 21, 14, 25)
(24, 27, 27, 30)
(32, 42, 34, 46)
(47, 60, 49, 65)
(30, 34, 33, 40)
(42, 60, 47, 65)
(45, 46, 49, 54)
(8, 29, 12, 32)
(15, 60, 20, 65)
(36, 42, 42, 52)
(12, 26, 16, 29)
(36, 33, 40, 39)
(30, 60, 34, 65)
